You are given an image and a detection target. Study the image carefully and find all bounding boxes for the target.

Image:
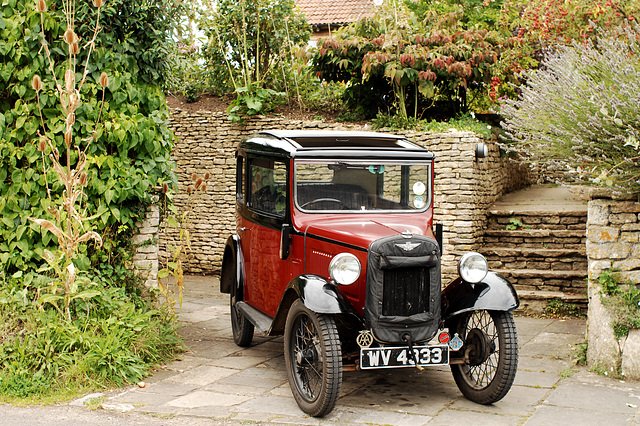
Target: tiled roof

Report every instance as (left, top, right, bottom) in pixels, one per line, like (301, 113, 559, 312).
(296, 0, 375, 27)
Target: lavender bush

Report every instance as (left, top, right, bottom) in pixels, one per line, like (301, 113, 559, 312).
(501, 24, 640, 194)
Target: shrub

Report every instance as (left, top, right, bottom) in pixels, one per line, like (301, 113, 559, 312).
(0, 0, 178, 273)
(0, 275, 182, 400)
(501, 24, 640, 194)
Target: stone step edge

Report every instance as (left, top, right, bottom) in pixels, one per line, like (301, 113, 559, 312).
(484, 229, 586, 238)
(516, 290, 588, 303)
(481, 247, 586, 258)
(494, 269, 587, 278)
(489, 209, 587, 217)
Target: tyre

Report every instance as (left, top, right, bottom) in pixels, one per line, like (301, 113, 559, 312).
(284, 299, 342, 417)
(225, 255, 254, 347)
(450, 310, 518, 404)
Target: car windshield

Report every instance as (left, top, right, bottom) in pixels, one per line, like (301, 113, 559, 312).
(295, 160, 431, 212)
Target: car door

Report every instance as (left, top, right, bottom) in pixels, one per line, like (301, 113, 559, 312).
(240, 156, 289, 317)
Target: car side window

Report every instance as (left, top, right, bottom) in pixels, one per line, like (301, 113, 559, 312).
(236, 155, 245, 204)
(249, 158, 287, 217)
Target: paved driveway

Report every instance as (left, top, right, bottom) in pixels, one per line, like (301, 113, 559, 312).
(75, 276, 640, 425)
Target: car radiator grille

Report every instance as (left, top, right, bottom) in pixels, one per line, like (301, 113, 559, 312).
(382, 266, 430, 317)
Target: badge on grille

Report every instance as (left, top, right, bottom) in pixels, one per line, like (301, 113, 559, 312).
(356, 330, 374, 348)
(395, 241, 420, 252)
(449, 333, 463, 351)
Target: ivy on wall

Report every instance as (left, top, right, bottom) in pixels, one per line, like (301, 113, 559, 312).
(0, 0, 178, 274)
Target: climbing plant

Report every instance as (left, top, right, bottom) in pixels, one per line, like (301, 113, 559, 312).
(0, 0, 179, 275)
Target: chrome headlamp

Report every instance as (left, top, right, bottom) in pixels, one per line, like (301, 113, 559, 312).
(458, 252, 488, 283)
(329, 253, 361, 285)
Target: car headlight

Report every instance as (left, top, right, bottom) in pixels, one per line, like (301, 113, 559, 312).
(458, 252, 488, 283)
(329, 253, 361, 285)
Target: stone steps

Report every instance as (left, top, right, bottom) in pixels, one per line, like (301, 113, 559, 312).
(483, 229, 586, 250)
(484, 248, 587, 271)
(487, 210, 587, 231)
(482, 207, 588, 314)
(514, 290, 588, 315)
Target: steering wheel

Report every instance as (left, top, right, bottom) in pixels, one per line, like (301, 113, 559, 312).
(301, 198, 349, 210)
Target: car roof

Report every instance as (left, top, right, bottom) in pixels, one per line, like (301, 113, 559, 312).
(239, 130, 435, 160)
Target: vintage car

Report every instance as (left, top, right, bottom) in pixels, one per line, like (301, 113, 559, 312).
(220, 130, 519, 417)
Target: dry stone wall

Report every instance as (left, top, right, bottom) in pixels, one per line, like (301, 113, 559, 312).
(586, 194, 640, 378)
(132, 204, 160, 288)
(161, 110, 533, 279)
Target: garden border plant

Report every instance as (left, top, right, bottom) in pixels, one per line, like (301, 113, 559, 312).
(0, 0, 183, 401)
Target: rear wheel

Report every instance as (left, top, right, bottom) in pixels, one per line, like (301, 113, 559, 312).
(450, 310, 518, 404)
(284, 300, 342, 417)
(225, 256, 253, 347)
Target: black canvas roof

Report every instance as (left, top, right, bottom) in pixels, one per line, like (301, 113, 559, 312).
(239, 130, 435, 161)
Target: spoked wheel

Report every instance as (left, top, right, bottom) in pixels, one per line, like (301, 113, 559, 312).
(284, 300, 342, 417)
(225, 256, 253, 347)
(450, 310, 518, 404)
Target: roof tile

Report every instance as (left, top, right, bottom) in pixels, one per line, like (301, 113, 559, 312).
(296, 0, 375, 26)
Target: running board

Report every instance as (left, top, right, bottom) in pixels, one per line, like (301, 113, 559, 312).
(236, 301, 273, 335)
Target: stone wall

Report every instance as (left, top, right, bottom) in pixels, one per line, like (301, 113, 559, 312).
(586, 194, 640, 378)
(161, 110, 534, 278)
(132, 204, 160, 288)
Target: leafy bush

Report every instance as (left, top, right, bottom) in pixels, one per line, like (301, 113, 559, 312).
(502, 0, 640, 48)
(0, 0, 183, 399)
(198, 0, 310, 120)
(312, 0, 526, 120)
(0, 0, 178, 274)
(372, 111, 494, 138)
(501, 24, 640, 193)
(0, 275, 182, 400)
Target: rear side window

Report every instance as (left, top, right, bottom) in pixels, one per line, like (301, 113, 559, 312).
(249, 158, 287, 217)
(236, 155, 245, 204)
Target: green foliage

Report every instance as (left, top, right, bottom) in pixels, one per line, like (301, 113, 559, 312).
(575, 340, 588, 366)
(372, 111, 494, 138)
(502, 0, 640, 48)
(0, 275, 182, 399)
(0, 0, 177, 275)
(198, 0, 310, 119)
(501, 24, 640, 194)
(545, 299, 582, 318)
(312, 0, 524, 119)
(598, 269, 640, 340)
(505, 217, 531, 230)
(158, 172, 211, 312)
(228, 86, 286, 123)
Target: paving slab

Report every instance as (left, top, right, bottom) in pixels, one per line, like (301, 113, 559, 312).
(520, 331, 582, 359)
(166, 364, 238, 386)
(523, 405, 635, 426)
(234, 395, 311, 417)
(427, 408, 524, 425)
(166, 390, 252, 408)
(448, 384, 550, 416)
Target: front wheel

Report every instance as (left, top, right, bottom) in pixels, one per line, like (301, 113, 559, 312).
(450, 310, 518, 405)
(284, 300, 342, 417)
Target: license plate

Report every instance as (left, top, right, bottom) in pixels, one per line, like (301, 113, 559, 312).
(360, 345, 449, 369)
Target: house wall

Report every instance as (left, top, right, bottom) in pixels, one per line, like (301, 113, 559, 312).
(159, 110, 534, 279)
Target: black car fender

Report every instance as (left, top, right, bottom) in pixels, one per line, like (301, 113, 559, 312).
(220, 234, 243, 296)
(440, 271, 519, 321)
(269, 274, 354, 335)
